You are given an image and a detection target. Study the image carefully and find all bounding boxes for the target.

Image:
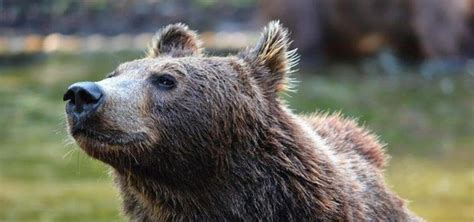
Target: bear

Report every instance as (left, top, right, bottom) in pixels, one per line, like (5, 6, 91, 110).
(260, 0, 473, 60)
(63, 21, 422, 221)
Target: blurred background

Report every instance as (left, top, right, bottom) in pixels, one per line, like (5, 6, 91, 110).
(0, 0, 473, 221)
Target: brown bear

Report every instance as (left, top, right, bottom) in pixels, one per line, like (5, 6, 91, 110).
(261, 0, 473, 59)
(63, 21, 422, 221)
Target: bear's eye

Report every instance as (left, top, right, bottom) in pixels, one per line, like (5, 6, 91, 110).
(151, 74, 176, 90)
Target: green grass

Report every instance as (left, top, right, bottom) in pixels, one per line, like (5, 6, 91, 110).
(0, 52, 473, 221)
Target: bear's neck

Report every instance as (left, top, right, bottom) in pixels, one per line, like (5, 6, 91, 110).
(113, 106, 349, 221)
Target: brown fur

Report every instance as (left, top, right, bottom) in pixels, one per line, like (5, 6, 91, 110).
(65, 21, 422, 221)
(304, 112, 387, 169)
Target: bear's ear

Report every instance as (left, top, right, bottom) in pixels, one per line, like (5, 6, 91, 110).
(147, 23, 202, 58)
(241, 21, 299, 93)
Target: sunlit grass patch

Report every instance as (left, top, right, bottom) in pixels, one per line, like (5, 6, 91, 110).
(387, 157, 474, 221)
(0, 180, 123, 221)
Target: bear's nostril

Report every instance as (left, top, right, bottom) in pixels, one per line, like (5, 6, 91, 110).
(63, 89, 76, 104)
(64, 82, 104, 115)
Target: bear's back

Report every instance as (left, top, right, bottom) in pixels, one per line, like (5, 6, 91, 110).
(303, 112, 387, 169)
(301, 113, 422, 220)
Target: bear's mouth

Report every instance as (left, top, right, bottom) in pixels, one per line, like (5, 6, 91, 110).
(71, 127, 148, 147)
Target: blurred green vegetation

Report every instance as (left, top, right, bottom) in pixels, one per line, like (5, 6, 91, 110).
(0, 52, 473, 221)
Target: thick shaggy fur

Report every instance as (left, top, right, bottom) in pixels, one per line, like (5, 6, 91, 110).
(65, 21, 421, 221)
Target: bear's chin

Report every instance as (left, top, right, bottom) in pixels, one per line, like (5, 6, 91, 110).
(73, 133, 122, 156)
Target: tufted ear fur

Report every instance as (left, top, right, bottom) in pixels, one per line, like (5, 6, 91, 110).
(242, 21, 299, 93)
(147, 23, 202, 58)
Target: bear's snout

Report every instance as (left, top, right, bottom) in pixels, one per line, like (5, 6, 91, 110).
(63, 82, 104, 120)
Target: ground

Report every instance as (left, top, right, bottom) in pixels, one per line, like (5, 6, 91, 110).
(0, 52, 472, 221)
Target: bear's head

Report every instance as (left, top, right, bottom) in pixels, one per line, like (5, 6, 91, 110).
(64, 21, 298, 185)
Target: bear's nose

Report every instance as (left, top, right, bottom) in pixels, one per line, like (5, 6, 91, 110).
(63, 82, 104, 116)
